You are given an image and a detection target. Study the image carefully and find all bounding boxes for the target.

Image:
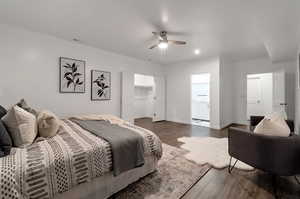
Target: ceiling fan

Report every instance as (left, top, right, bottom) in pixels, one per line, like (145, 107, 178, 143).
(149, 31, 186, 50)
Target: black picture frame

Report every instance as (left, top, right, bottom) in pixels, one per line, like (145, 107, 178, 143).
(59, 57, 86, 93)
(91, 70, 111, 101)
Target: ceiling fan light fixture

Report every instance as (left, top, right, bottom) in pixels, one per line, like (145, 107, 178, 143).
(194, 49, 201, 55)
(158, 41, 168, 49)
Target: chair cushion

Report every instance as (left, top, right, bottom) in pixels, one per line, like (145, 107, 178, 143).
(2, 105, 37, 147)
(37, 110, 60, 138)
(254, 113, 290, 137)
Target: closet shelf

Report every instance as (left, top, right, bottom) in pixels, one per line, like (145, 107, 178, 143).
(135, 96, 150, 100)
(134, 85, 153, 88)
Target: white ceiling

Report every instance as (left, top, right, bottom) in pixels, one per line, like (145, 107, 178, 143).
(0, 0, 299, 64)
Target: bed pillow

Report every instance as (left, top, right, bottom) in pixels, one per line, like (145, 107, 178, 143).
(37, 110, 60, 138)
(0, 121, 12, 157)
(16, 99, 38, 117)
(0, 105, 7, 118)
(2, 105, 37, 147)
(254, 114, 290, 137)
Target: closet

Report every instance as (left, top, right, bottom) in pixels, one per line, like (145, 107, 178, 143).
(134, 74, 154, 120)
(121, 72, 165, 124)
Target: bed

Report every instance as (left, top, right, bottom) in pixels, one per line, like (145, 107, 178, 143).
(0, 115, 162, 199)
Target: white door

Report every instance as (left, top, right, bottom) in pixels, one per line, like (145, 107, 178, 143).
(247, 77, 262, 118)
(121, 72, 135, 124)
(191, 83, 210, 121)
(153, 76, 165, 122)
(273, 70, 287, 117)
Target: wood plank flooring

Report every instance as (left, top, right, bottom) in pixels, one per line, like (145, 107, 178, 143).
(135, 118, 300, 199)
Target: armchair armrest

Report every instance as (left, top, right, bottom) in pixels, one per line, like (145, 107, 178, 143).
(228, 127, 300, 176)
(250, 116, 294, 132)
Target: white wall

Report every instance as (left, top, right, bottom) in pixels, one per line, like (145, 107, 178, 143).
(0, 24, 163, 117)
(219, 58, 234, 127)
(296, 100, 299, 133)
(295, 52, 300, 134)
(231, 58, 296, 125)
(165, 56, 296, 129)
(164, 57, 221, 129)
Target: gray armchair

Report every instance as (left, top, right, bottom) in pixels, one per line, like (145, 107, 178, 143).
(228, 116, 300, 196)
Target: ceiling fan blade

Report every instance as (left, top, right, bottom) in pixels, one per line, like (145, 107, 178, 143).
(168, 40, 187, 45)
(149, 44, 158, 49)
(167, 31, 189, 36)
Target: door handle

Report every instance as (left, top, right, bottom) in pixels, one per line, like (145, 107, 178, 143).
(280, 103, 288, 106)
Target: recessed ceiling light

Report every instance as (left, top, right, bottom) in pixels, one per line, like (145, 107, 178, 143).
(194, 49, 201, 55)
(162, 13, 168, 23)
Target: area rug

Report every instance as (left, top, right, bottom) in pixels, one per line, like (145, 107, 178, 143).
(112, 143, 211, 199)
(178, 137, 254, 171)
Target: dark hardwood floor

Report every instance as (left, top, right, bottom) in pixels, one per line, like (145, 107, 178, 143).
(135, 118, 300, 199)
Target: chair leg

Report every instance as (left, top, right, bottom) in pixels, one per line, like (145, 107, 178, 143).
(295, 176, 300, 185)
(272, 174, 279, 199)
(228, 156, 238, 174)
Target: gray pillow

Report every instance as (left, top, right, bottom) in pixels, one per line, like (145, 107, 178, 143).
(0, 105, 11, 157)
(16, 99, 38, 117)
(0, 121, 12, 157)
(2, 105, 37, 147)
(0, 105, 7, 118)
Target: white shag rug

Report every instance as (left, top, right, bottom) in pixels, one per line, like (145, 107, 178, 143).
(178, 137, 254, 171)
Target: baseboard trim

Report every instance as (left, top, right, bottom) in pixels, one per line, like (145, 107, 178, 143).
(219, 123, 248, 130)
(220, 123, 233, 130)
(231, 123, 248, 126)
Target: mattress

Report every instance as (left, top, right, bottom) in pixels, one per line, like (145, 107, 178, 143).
(0, 115, 162, 199)
(55, 156, 158, 199)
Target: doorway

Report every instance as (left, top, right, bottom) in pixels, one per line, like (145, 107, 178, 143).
(121, 72, 165, 124)
(134, 74, 155, 121)
(132, 74, 166, 123)
(191, 74, 210, 127)
(247, 71, 287, 120)
(247, 73, 273, 119)
(246, 71, 288, 120)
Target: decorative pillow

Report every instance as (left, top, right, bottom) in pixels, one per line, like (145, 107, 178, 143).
(254, 113, 290, 137)
(37, 111, 60, 138)
(265, 111, 287, 120)
(0, 121, 12, 157)
(16, 99, 38, 117)
(2, 105, 37, 147)
(0, 105, 7, 118)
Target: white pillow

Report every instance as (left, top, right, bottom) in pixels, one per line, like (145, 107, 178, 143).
(37, 110, 60, 138)
(254, 113, 290, 137)
(2, 105, 37, 147)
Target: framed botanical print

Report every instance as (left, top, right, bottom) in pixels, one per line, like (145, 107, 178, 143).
(91, 70, 111, 100)
(60, 57, 85, 93)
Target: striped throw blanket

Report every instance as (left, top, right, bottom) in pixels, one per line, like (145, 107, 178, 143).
(0, 115, 162, 199)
